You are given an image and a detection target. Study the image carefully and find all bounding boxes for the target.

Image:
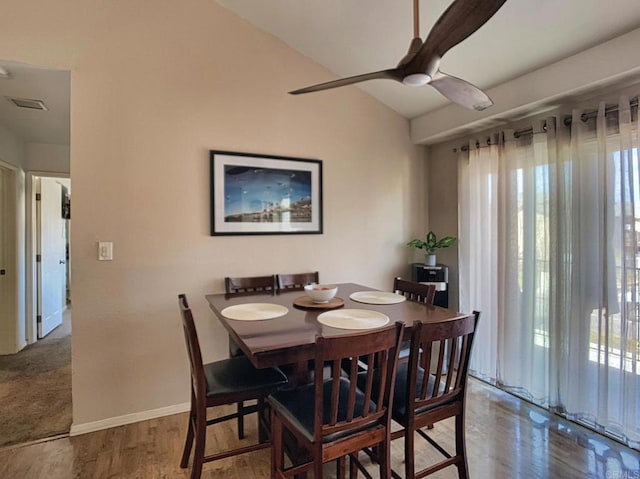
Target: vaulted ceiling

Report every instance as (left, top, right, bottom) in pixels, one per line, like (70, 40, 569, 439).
(217, 0, 640, 119)
(2, 1, 640, 147)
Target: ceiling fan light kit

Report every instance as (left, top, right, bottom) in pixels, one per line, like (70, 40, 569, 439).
(403, 73, 432, 87)
(290, 0, 508, 111)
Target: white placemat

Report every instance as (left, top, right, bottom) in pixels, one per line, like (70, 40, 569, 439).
(317, 309, 390, 330)
(221, 303, 289, 321)
(349, 291, 407, 305)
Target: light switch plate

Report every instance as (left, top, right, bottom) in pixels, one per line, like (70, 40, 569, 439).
(98, 241, 113, 261)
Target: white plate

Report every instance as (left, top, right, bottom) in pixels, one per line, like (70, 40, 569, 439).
(317, 309, 390, 330)
(221, 303, 289, 321)
(349, 291, 407, 305)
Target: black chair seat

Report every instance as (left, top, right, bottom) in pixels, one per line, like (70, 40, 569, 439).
(357, 362, 444, 423)
(389, 362, 446, 422)
(269, 377, 377, 443)
(361, 340, 410, 367)
(204, 356, 288, 398)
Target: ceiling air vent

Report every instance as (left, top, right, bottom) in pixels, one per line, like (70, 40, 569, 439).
(6, 97, 48, 111)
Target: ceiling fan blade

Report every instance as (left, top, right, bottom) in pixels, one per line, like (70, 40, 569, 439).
(429, 71, 493, 111)
(427, 0, 507, 57)
(397, 37, 424, 68)
(410, 0, 507, 75)
(289, 69, 400, 95)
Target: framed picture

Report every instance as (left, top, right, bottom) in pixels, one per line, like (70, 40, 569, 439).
(210, 150, 323, 236)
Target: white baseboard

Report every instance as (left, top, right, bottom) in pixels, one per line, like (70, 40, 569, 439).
(70, 401, 191, 437)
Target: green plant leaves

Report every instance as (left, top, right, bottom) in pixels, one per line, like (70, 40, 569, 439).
(407, 231, 456, 254)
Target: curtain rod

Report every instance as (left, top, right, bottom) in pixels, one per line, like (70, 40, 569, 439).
(454, 96, 639, 152)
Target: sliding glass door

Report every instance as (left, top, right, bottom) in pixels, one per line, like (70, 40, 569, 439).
(458, 97, 640, 449)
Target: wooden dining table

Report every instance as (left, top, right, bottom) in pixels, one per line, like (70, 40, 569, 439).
(205, 282, 467, 371)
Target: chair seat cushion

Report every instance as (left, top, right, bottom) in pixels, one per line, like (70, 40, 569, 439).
(269, 377, 377, 443)
(364, 341, 412, 362)
(391, 362, 445, 422)
(203, 356, 288, 398)
(357, 362, 444, 424)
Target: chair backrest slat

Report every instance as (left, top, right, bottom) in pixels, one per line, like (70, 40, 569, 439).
(361, 361, 374, 416)
(431, 340, 446, 399)
(329, 361, 341, 426)
(419, 342, 433, 399)
(346, 365, 358, 421)
(375, 351, 389, 414)
(225, 275, 275, 295)
(313, 323, 404, 440)
(443, 337, 458, 392)
(456, 336, 471, 389)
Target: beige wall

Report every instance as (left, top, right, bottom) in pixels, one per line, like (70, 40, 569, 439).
(425, 141, 460, 310)
(0, 125, 26, 354)
(0, 0, 425, 426)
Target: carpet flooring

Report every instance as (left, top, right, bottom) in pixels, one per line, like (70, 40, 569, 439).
(0, 311, 72, 448)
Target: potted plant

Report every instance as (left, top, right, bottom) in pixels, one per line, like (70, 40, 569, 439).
(407, 231, 456, 266)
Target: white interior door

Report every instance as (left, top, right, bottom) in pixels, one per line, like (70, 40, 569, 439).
(37, 177, 66, 338)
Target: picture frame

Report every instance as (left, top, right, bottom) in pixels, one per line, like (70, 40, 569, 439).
(210, 150, 323, 236)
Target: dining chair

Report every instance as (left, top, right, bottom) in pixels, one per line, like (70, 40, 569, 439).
(177, 294, 288, 479)
(225, 274, 276, 295)
(224, 274, 278, 436)
(276, 271, 320, 291)
(268, 322, 405, 479)
(393, 277, 436, 305)
(387, 311, 480, 479)
(393, 277, 436, 364)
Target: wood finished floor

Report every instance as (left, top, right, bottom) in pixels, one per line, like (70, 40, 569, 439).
(1, 378, 638, 478)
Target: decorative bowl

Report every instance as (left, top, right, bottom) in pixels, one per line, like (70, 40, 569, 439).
(303, 284, 338, 303)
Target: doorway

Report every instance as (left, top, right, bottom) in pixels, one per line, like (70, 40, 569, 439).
(0, 163, 18, 354)
(0, 173, 72, 447)
(0, 60, 72, 447)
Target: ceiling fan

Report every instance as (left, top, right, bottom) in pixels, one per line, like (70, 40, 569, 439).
(289, 0, 508, 111)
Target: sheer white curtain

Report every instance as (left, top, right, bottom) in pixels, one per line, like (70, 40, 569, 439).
(459, 142, 499, 382)
(498, 126, 552, 404)
(555, 98, 639, 446)
(459, 95, 640, 449)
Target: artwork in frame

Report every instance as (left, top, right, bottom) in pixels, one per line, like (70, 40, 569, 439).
(210, 150, 323, 236)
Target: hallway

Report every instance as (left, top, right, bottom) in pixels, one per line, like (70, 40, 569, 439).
(0, 310, 71, 447)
